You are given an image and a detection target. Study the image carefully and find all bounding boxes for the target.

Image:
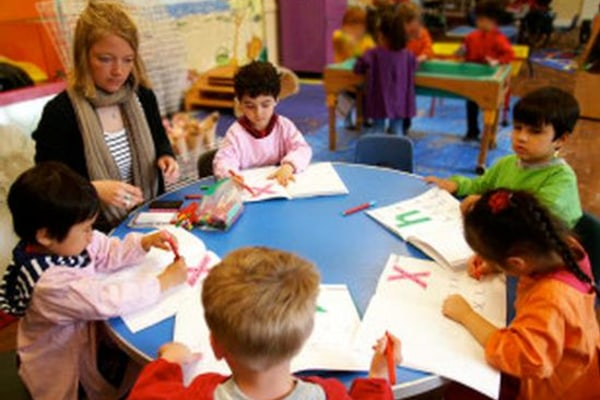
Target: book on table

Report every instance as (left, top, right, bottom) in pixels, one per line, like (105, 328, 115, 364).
(238, 162, 349, 202)
(367, 187, 473, 270)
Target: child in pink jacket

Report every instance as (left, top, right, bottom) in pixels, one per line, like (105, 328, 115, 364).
(213, 61, 312, 186)
(0, 162, 188, 400)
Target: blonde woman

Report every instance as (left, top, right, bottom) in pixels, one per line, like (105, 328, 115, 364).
(33, 2, 178, 230)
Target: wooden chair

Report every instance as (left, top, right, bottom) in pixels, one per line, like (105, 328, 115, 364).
(196, 149, 218, 179)
(574, 211, 600, 286)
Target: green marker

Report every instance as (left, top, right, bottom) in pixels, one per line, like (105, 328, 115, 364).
(316, 305, 327, 313)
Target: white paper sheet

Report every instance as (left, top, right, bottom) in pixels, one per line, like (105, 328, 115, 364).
(100, 226, 219, 333)
(174, 284, 366, 385)
(367, 187, 473, 269)
(356, 255, 506, 399)
(239, 162, 349, 202)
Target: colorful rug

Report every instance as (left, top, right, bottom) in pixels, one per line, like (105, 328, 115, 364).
(530, 48, 579, 73)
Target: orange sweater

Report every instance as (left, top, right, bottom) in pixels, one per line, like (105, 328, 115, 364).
(406, 28, 433, 59)
(485, 257, 600, 399)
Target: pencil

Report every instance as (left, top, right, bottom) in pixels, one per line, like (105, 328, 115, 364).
(385, 331, 396, 385)
(228, 169, 256, 196)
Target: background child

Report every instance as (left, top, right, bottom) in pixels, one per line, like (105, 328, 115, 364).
(397, 2, 433, 63)
(442, 190, 600, 399)
(129, 247, 402, 399)
(213, 61, 312, 187)
(333, 6, 375, 63)
(426, 87, 582, 229)
(0, 162, 187, 400)
(462, 0, 514, 141)
(354, 10, 417, 135)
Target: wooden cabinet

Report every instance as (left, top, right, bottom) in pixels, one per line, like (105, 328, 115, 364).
(278, 0, 347, 73)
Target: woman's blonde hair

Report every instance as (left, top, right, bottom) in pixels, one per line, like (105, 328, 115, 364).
(70, 1, 150, 98)
(202, 247, 320, 371)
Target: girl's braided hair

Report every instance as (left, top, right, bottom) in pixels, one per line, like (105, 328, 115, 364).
(464, 189, 598, 295)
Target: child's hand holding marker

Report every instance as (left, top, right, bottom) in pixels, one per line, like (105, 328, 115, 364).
(268, 163, 295, 187)
(141, 230, 176, 252)
(157, 257, 188, 292)
(467, 254, 494, 280)
(369, 332, 402, 383)
(228, 169, 256, 196)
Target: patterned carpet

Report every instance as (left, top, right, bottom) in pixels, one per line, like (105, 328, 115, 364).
(191, 82, 514, 180)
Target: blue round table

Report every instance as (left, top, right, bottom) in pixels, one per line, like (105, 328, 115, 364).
(108, 163, 448, 398)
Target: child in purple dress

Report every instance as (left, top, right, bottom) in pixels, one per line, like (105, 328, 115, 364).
(354, 10, 417, 135)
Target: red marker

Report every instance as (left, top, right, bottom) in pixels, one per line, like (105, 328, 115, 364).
(385, 331, 397, 385)
(165, 234, 180, 260)
(185, 194, 204, 200)
(473, 258, 483, 280)
(228, 169, 256, 196)
(342, 201, 377, 216)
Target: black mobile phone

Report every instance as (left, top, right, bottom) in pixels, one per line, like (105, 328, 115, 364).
(148, 200, 183, 210)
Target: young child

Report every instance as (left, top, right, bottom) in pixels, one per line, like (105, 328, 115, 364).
(333, 6, 376, 63)
(0, 162, 187, 400)
(213, 61, 312, 187)
(462, 0, 514, 141)
(129, 247, 402, 399)
(442, 189, 600, 399)
(354, 10, 417, 135)
(397, 2, 433, 63)
(426, 87, 582, 229)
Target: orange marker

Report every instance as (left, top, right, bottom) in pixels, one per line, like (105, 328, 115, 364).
(228, 169, 256, 196)
(385, 331, 396, 385)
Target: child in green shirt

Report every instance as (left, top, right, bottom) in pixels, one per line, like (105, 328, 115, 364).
(426, 87, 582, 228)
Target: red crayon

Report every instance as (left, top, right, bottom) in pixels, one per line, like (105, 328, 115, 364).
(385, 331, 397, 385)
(165, 234, 181, 260)
(228, 169, 256, 196)
(185, 194, 203, 200)
(342, 201, 377, 216)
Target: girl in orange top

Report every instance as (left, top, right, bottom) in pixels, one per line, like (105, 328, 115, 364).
(443, 189, 600, 400)
(397, 2, 433, 63)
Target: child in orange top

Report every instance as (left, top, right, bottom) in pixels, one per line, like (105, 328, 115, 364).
(463, 0, 514, 141)
(397, 2, 433, 63)
(443, 189, 600, 400)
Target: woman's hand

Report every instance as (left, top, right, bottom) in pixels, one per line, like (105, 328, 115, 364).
(157, 156, 180, 184)
(92, 180, 143, 209)
(368, 332, 402, 380)
(268, 163, 295, 187)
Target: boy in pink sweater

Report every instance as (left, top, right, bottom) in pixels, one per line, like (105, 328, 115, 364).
(0, 162, 188, 399)
(213, 61, 312, 186)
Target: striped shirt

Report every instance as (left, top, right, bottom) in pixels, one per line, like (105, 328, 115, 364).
(104, 129, 133, 183)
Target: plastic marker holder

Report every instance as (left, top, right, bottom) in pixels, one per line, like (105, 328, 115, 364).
(342, 201, 377, 216)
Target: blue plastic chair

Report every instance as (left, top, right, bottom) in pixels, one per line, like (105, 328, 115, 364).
(354, 134, 414, 173)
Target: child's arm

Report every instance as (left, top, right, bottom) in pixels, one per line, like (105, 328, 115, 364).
(212, 129, 243, 180)
(279, 118, 313, 172)
(535, 167, 581, 228)
(31, 257, 187, 323)
(494, 33, 515, 65)
(442, 295, 499, 346)
(421, 28, 434, 60)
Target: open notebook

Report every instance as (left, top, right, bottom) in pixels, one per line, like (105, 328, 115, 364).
(239, 162, 349, 202)
(356, 254, 506, 399)
(174, 284, 365, 384)
(367, 187, 473, 270)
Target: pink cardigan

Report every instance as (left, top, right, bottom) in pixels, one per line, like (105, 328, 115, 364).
(213, 115, 312, 179)
(17, 231, 161, 400)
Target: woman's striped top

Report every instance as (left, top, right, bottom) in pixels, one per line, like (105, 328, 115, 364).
(103, 129, 133, 183)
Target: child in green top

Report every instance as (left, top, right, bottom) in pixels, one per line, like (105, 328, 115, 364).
(426, 87, 582, 228)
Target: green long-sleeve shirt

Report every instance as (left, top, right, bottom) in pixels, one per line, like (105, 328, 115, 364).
(450, 155, 582, 228)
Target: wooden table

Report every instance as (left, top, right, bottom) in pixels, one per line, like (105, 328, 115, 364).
(323, 59, 511, 173)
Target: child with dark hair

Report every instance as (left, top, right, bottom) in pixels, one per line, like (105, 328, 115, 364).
(442, 189, 600, 399)
(0, 161, 187, 399)
(354, 10, 417, 135)
(426, 87, 582, 229)
(463, 0, 514, 140)
(213, 61, 312, 186)
(333, 6, 375, 63)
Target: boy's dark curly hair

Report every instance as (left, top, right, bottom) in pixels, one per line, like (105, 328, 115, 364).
(234, 61, 281, 100)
